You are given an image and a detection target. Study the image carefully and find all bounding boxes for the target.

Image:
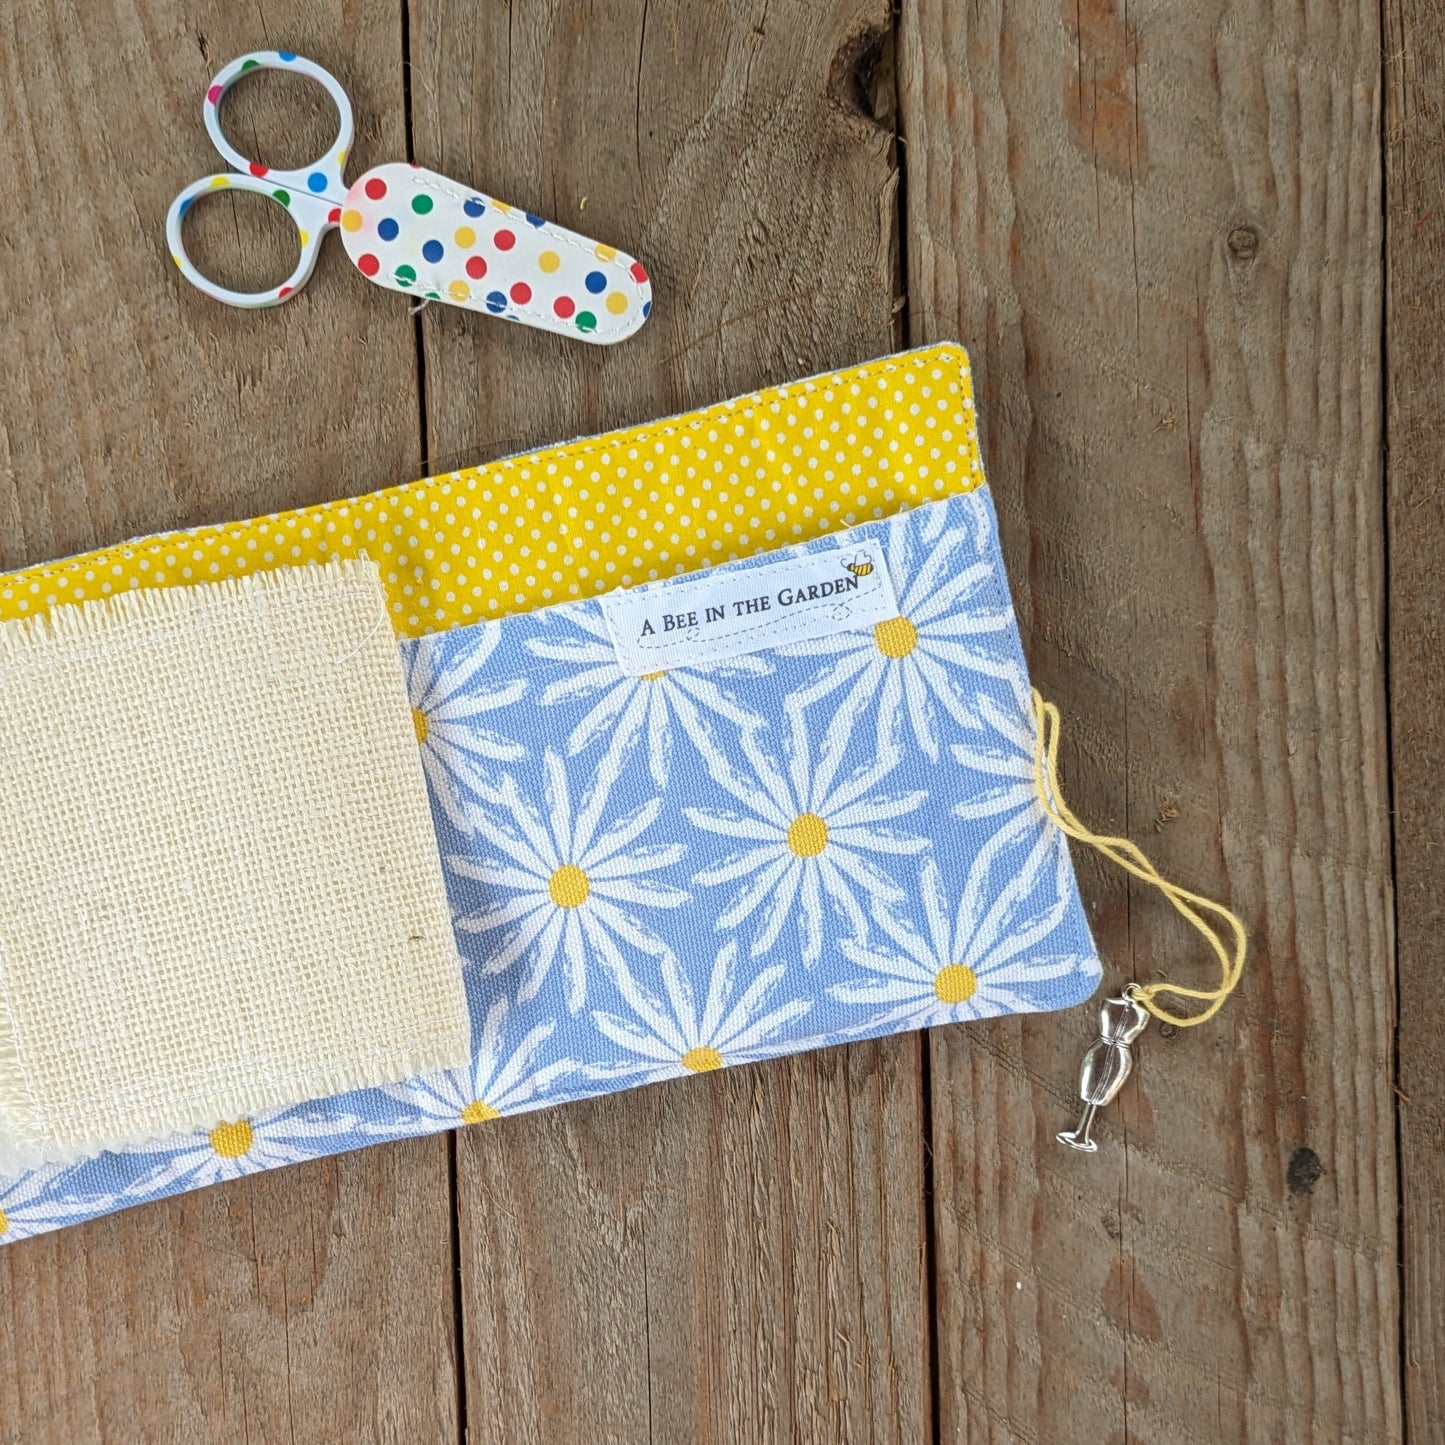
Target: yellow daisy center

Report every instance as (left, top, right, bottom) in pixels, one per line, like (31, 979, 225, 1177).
(461, 1099, 501, 1125)
(681, 1046, 724, 1073)
(0, 1205, 8, 1235)
(873, 615, 918, 659)
(933, 964, 978, 1004)
(787, 812, 829, 858)
(209, 1119, 254, 1159)
(549, 863, 591, 908)
(412, 707, 430, 745)
(641, 669, 667, 682)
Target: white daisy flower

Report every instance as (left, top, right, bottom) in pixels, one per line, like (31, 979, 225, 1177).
(950, 683, 1050, 827)
(120, 1106, 365, 1195)
(587, 941, 812, 1084)
(377, 996, 578, 1127)
(450, 749, 690, 1012)
(780, 496, 1018, 761)
(525, 605, 770, 786)
(832, 820, 1092, 1029)
(685, 710, 928, 964)
(0, 1166, 98, 1243)
(404, 627, 527, 830)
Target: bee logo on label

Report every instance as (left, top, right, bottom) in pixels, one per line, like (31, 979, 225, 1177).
(843, 553, 875, 578)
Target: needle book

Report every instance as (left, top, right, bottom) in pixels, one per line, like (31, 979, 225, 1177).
(0, 343, 1243, 1245)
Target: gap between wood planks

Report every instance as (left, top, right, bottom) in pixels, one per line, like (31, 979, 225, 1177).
(1380, 0, 1406, 1430)
(876, 5, 948, 1442)
(395, 4, 472, 1442)
(1382, 0, 1443, 1436)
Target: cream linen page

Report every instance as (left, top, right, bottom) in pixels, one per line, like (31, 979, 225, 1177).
(0, 559, 470, 1172)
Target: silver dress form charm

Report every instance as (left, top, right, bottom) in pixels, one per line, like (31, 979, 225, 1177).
(1057, 992, 1150, 1152)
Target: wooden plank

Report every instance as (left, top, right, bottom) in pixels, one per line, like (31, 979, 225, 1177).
(1383, 3, 1445, 1434)
(900, 1, 1397, 1440)
(407, 0, 906, 463)
(0, 6, 459, 1442)
(406, 2, 930, 1440)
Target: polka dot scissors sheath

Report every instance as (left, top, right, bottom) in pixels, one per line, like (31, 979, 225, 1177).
(165, 50, 652, 342)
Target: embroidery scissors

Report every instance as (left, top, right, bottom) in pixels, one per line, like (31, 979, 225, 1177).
(166, 50, 652, 344)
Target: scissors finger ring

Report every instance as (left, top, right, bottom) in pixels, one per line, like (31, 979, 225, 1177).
(165, 50, 652, 345)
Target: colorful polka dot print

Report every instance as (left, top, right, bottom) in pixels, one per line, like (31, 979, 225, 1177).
(166, 51, 650, 343)
(338, 164, 650, 342)
(0, 345, 985, 638)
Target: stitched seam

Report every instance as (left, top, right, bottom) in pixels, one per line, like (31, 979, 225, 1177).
(3, 346, 979, 589)
(0, 936, 47, 1145)
(609, 553, 892, 654)
(0, 570, 388, 671)
(0, 604, 388, 672)
(27, 1038, 465, 1115)
(620, 604, 867, 653)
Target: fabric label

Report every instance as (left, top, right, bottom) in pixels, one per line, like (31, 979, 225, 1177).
(600, 538, 899, 675)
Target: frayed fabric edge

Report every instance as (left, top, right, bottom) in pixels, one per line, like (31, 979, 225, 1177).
(0, 1012, 472, 1177)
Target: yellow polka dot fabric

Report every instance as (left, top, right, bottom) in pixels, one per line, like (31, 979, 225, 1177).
(0, 343, 985, 637)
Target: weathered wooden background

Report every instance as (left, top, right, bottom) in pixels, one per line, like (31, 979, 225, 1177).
(0, 0, 1421, 1440)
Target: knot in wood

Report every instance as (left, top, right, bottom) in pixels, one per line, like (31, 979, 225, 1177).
(1228, 226, 1261, 262)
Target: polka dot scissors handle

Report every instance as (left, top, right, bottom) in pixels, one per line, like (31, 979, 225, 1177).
(166, 50, 652, 344)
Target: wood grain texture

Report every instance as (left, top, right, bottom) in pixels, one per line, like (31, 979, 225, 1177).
(2, 1142, 458, 1445)
(455, 1046, 925, 1445)
(0, 1, 1419, 1440)
(406, 1, 929, 1439)
(1383, 3, 1445, 1436)
(408, 0, 905, 468)
(0, 2, 427, 565)
(899, 1, 1396, 1441)
(0, 5, 459, 1442)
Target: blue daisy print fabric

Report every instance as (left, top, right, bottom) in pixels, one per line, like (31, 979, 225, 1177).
(0, 489, 1101, 1245)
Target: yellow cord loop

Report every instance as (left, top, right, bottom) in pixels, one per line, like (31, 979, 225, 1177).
(1030, 690, 1247, 1028)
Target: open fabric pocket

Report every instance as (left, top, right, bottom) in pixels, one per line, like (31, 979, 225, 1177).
(0, 344, 1127, 1244)
(0, 487, 1101, 1241)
